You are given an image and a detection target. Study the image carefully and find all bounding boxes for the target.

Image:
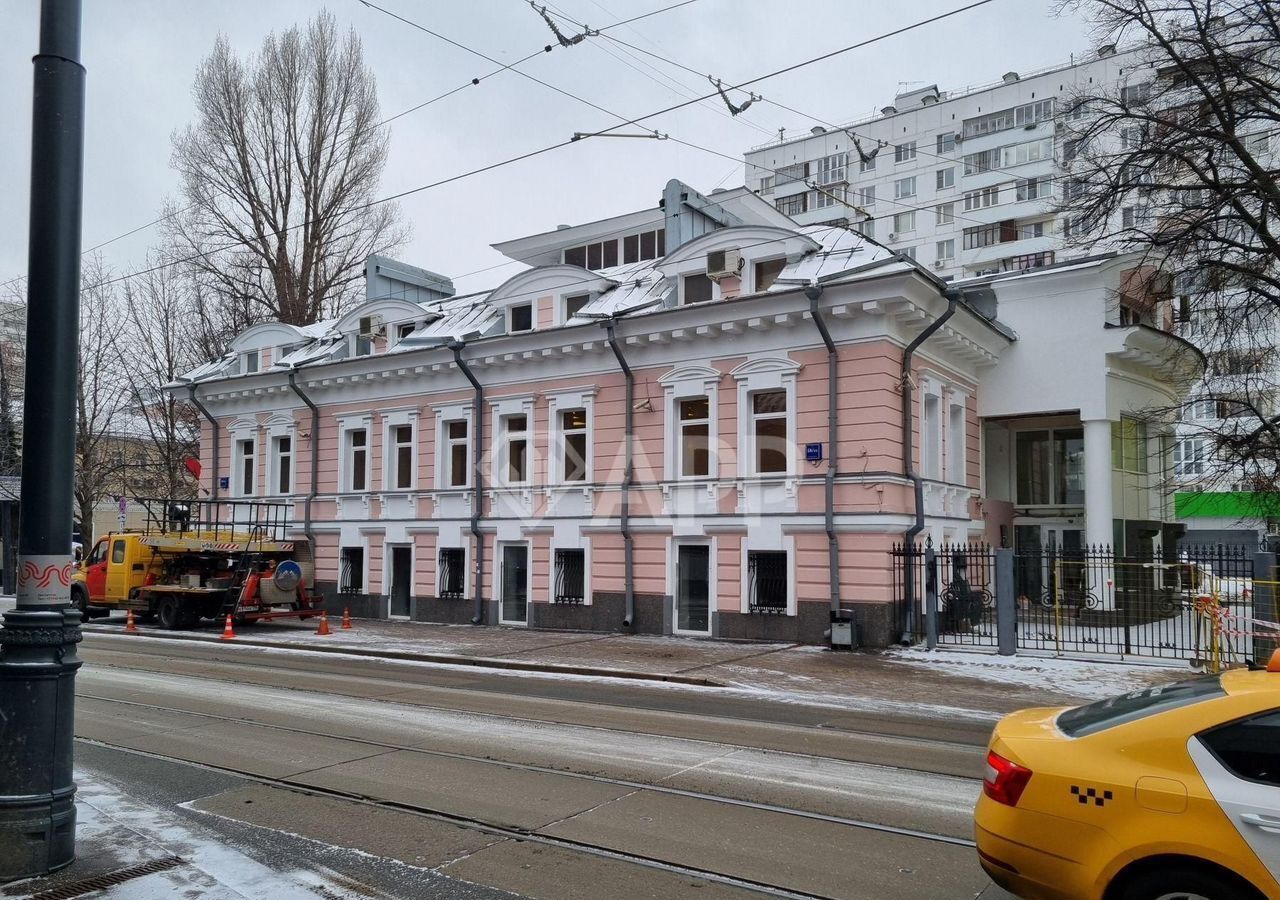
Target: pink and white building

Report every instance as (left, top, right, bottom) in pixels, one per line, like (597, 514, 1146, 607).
(172, 179, 1199, 645)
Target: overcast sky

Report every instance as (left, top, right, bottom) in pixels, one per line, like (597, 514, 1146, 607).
(0, 0, 1097, 299)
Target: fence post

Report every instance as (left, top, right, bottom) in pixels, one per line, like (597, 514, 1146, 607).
(924, 544, 938, 650)
(1253, 551, 1278, 664)
(995, 548, 1016, 656)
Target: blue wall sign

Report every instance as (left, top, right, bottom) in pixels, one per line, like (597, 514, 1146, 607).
(218, 476, 230, 490)
(805, 443, 824, 462)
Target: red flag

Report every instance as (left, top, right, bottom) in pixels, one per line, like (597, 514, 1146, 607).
(184, 457, 202, 478)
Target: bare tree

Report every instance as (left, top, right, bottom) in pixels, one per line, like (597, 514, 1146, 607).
(167, 10, 406, 349)
(1057, 0, 1280, 491)
(120, 257, 202, 500)
(75, 257, 129, 538)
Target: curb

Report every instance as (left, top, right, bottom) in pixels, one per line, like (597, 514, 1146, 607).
(81, 626, 727, 688)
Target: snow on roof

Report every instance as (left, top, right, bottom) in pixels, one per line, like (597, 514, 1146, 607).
(774, 226, 900, 286)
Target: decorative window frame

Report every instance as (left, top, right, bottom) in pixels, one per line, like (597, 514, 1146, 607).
(488, 394, 537, 488)
(550, 542, 592, 606)
(263, 414, 297, 497)
(336, 412, 374, 494)
(433, 401, 473, 491)
(658, 366, 722, 481)
(381, 407, 420, 493)
(919, 376, 945, 481)
(556, 291, 594, 326)
(545, 388, 597, 485)
(945, 389, 970, 487)
(228, 418, 259, 498)
(739, 535, 796, 616)
(730, 358, 801, 478)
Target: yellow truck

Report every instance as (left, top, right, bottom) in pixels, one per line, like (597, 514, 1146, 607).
(71, 499, 322, 630)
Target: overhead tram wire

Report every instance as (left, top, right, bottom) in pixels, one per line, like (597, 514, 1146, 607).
(83, 0, 1009, 294)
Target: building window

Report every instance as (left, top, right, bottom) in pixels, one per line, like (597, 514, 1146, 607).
(856, 218, 875, 239)
(922, 395, 941, 479)
(936, 203, 954, 226)
(236, 438, 255, 496)
(810, 188, 839, 210)
(272, 435, 292, 494)
(758, 176, 774, 195)
(438, 548, 465, 598)
(1174, 438, 1206, 476)
(502, 414, 529, 484)
(754, 258, 786, 292)
(1122, 206, 1153, 229)
(509, 303, 533, 333)
(936, 239, 955, 262)
(963, 149, 999, 175)
(683, 273, 714, 304)
(339, 547, 364, 594)
(936, 167, 955, 190)
(947, 400, 965, 483)
(963, 186, 1000, 210)
(893, 211, 916, 234)
(815, 152, 847, 185)
(564, 293, 590, 319)
(751, 390, 788, 474)
(900, 246, 917, 261)
(894, 141, 916, 163)
(345, 428, 368, 492)
(243, 350, 260, 374)
(1111, 417, 1149, 474)
(445, 420, 468, 487)
(855, 185, 876, 208)
(561, 408, 588, 481)
(622, 229, 665, 264)
(1016, 428, 1084, 505)
(894, 176, 916, 199)
(775, 193, 807, 217)
(962, 100, 1055, 138)
(859, 154, 876, 172)
(1016, 176, 1052, 201)
(679, 397, 710, 477)
(1003, 251, 1055, 272)
(936, 132, 956, 154)
(397, 322, 416, 342)
(1062, 138, 1085, 164)
(564, 240, 619, 269)
(748, 550, 788, 613)
(390, 424, 413, 490)
(1120, 82, 1151, 105)
(553, 549, 585, 604)
(1184, 398, 1218, 421)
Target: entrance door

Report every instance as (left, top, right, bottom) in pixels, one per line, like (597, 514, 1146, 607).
(500, 544, 529, 624)
(389, 546, 412, 618)
(1014, 524, 1085, 605)
(676, 544, 711, 634)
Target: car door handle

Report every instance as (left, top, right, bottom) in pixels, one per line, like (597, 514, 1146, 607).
(1240, 813, 1280, 833)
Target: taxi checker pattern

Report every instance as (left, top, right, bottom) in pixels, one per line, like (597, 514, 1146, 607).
(1069, 785, 1113, 807)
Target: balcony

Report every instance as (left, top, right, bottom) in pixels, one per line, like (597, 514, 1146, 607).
(958, 221, 1056, 269)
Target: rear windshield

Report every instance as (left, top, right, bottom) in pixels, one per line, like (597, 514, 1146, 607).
(1057, 676, 1225, 738)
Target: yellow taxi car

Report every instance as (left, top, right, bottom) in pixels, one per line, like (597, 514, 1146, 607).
(976, 660, 1280, 900)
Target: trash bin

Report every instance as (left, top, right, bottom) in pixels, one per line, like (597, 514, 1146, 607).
(829, 610, 856, 650)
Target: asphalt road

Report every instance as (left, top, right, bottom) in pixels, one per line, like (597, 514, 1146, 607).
(60, 633, 1016, 900)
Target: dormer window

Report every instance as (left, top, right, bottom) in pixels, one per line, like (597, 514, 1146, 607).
(397, 322, 415, 341)
(754, 258, 786, 292)
(682, 273, 713, 305)
(510, 303, 534, 333)
(243, 350, 260, 374)
(564, 294, 590, 319)
(623, 229, 665, 264)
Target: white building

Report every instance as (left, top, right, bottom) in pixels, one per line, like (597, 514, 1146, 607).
(742, 46, 1146, 279)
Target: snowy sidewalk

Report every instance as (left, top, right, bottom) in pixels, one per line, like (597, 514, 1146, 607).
(61, 602, 1190, 717)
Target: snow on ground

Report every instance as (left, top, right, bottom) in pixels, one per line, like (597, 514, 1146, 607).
(885, 646, 1186, 701)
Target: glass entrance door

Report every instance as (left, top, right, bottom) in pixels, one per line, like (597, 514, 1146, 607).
(389, 546, 412, 618)
(676, 544, 710, 634)
(500, 544, 529, 624)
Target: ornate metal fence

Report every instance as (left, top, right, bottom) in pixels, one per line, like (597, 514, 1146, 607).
(892, 541, 998, 648)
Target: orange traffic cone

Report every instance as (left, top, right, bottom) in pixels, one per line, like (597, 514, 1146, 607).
(341, 607, 352, 630)
(220, 614, 236, 641)
(315, 610, 332, 636)
(124, 610, 140, 635)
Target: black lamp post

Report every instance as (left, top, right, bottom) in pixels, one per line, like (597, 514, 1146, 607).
(0, 0, 86, 880)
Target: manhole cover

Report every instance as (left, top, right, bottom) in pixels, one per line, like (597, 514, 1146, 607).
(28, 856, 185, 900)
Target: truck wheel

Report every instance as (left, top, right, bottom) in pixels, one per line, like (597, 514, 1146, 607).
(157, 598, 182, 631)
(71, 587, 90, 623)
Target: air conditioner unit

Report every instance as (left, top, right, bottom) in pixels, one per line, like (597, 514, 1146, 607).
(931, 260, 946, 268)
(358, 315, 385, 339)
(887, 232, 897, 241)
(706, 248, 744, 281)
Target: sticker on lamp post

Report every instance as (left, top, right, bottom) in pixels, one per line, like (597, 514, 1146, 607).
(17, 555, 72, 605)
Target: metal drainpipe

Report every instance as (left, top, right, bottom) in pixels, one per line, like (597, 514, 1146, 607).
(603, 321, 635, 629)
(901, 291, 959, 640)
(187, 384, 219, 503)
(805, 285, 841, 615)
(451, 341, 486, 625)
(286, 368, 319, 551)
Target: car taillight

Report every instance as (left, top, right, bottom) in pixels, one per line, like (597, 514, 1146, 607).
(984, 750, 1032, 807)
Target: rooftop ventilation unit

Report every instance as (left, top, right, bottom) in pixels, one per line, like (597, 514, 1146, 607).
(1002, 71, 1020, 83)
(810, 125, 827, 135)
(1098, 44, 1116, 57)
(881, 105, 897, 116)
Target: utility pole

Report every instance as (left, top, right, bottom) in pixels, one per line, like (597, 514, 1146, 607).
(0, 0, 86, 881)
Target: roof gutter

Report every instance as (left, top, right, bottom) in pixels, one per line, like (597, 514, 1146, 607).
(602, 320, 635, 629)
(186, 384, 219, 504)
(900, 290, 959, 641)
(451, 340, 487, 625)
(286, 368, 320, 553)
(805, 285, 841, 615)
